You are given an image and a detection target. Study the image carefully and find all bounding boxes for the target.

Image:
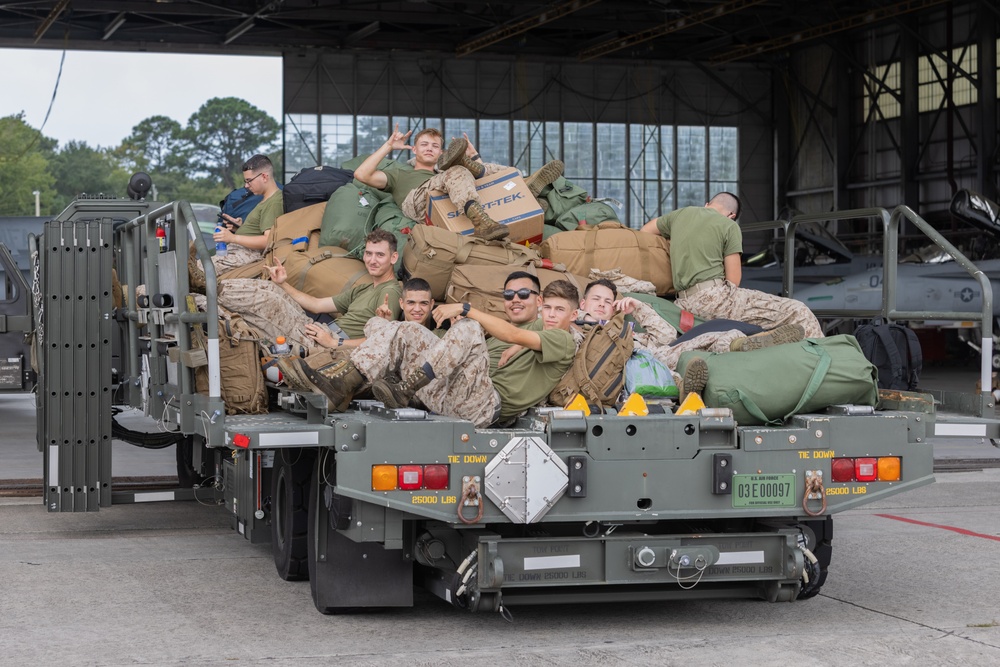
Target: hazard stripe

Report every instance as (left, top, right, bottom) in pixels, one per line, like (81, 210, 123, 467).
(875, 514, 1000, 542)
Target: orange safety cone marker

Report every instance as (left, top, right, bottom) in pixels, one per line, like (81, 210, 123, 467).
(676, 392, 706, 416)
(565, 394, 591, 416)
(619, 393, 649, 417)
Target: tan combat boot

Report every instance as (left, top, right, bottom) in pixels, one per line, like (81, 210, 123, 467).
(294, 357, 365, 412)
(525, 160, 565, 198)
(371, 368, 432, 409)
(729, 324, 806, 352)
(464, 201, 509, 241)
(437, 137, 468, 171)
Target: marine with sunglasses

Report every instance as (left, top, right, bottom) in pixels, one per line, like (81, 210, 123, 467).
(291, 271, 577, 427)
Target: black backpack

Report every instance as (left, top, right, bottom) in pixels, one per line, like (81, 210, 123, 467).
(282, 166, 354, 214)
(853, 321, 922, 391)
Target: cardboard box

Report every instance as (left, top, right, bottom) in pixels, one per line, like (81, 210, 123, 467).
(426, 167, 544, 244)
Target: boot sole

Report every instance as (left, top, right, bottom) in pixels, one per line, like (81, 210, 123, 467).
(371, 379, 407, 409)
(437, 138, 468, 172)
(526, 160, 565, 197)
(730, 324, 805, 352)
(680, 357, 709, 398)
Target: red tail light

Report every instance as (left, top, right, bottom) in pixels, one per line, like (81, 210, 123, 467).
(855, 458, 878, 482)
(423, 465, 450, 489)
(398, 465, 423, 490)
(831, 457, 855, 482)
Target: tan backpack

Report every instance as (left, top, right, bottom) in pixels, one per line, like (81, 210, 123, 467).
(193, 311, 268, 415)
(538, 221, 673, 295)
(549, 313, 635, 410)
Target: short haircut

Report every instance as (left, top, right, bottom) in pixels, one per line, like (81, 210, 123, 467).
(413, 128, 443, 146)
(543, 279, 580, 304)
(365, 229, 397, 253)
(402, 277, 431, 294)
(504, 270, 540, 292)
(242, 154, 273, 174)
(709, 192, 741, 219)
(584, 278, 617, 299)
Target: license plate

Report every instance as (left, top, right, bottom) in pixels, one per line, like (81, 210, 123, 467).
(732, 474, 796, 508)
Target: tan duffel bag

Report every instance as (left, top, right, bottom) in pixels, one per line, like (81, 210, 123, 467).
(402, 224, 541, 300)
(279, 248, 373, 299)
(538, 221, 673, 295)
(445, 263, 588, 320)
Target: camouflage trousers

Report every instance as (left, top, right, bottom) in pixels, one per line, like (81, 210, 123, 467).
(676, 282, 824, 339)
(351, 318, 501, 427)
(217, 279, 319, 356)
(197, 244, 261, 277)
(642, 329, 746, 386)
(402, 162, 506, 221)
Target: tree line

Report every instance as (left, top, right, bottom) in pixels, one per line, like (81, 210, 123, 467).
(0, 97, 281, 217)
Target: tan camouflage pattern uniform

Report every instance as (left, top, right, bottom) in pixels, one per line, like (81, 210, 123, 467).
(628, 300, 746, 385)
(401, 163, 506, 221)
(217, 279, 319, 355)
(351, 317, 500, 428)
(675, 281, 824, 339)
(204, 244, 262, 276)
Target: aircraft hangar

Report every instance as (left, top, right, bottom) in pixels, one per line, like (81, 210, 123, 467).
(0, 0, 997, 249)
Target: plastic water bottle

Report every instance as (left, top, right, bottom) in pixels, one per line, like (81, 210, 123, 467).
(214, 225, 228, 256)
(271, 336, 290, 355)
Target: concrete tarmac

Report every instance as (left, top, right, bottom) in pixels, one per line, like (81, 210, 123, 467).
(1, 470, 998, 666)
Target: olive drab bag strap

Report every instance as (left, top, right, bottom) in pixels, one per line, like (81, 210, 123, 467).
(551, 313, 635, 410)
(728, 341, 833, 425)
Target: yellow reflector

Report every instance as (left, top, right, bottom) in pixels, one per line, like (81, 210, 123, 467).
(372, 464, 397, 491)
(877, 457, 901, 481)
(677, 391, 706, 416)
(566, 393, 591, 416)
(620, 393, 648, 416)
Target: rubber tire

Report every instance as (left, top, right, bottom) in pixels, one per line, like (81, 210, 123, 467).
(797, 517, 833, 600)
(307, 458, 339, 614)
(175, 435, 206, 489)
(271, 448, 313, 581)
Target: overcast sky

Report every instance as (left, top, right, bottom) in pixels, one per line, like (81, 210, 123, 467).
(0, 48, 283, 149)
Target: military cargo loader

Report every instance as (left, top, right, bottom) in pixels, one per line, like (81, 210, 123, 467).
(31, 191, 1000, 615)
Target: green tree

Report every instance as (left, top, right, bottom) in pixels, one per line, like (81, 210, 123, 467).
(115, 115, 188, 174)
(0, 113, 57, 216)
(185, 97, 279, 190)
(49, 140, 122, 210)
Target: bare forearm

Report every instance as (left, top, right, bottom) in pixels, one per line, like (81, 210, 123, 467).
(278, 281, 337, 314)
(230, 231, 270, 251)
(467, 308, 540, 350)
(354, 145, 391, 190)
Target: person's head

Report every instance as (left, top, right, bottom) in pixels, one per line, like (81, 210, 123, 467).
(401, 277, 434, 326)
(363, 229, 399, 280)
(580, 279, 617, 320)
(502, 271, 542, 325)
(541, 280, 579, 331)
(706, 192, 741, 220)
(412, 128, 444, 168)
(241, 154, 275, 196)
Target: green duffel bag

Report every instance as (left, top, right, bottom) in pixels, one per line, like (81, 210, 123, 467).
(348, 201, 419, 274)
(676, 335, 879, 426)
(539, 176, 589, 224)
(554, 200, 620, 230)
(319, 182, 389, 250)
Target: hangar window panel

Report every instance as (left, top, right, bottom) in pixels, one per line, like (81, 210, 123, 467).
(563, 122, 594, 182)
(862, 62, 900, 120)
(597, 123, 626, 181)
(596, 178, 627, 209)
(918, 45, 978, 113)
(709, 127, 738, 183)
(513, 121, 550, 175)
(444, 118, 477, 146)
(629, 125, 660, 181)
(321, 115, 355, 169)
(677, 126, 706, 209)
(629, 181, 660, 228)
(285, 114, 319, 181)
(356, 116, 388, 158)
(677, 181, 706, 208)
(479, 119, 510, 166)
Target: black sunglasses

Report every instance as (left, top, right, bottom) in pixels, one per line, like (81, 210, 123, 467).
(502, 288, 540, 301)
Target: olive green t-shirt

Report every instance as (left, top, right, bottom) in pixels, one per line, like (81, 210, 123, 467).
(236, 191, 284, 236)
(655, 206, 743, 292)
(488, 320, 576, 418)
(330, 281, 402, 339)
(383, 168, 434, 209)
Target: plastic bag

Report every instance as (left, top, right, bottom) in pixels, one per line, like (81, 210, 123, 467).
(624, 350, 677, 398)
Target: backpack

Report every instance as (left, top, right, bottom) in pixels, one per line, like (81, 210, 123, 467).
(193, 312, 267, 415)
(219, 187, 262, 226)
(539, 177, 589, 223)
(853, 321, 922, 391)
(319, 182, 393, 252)
(283, 166, 355, 214)
(549, 313, 635, 410)
(353, 201, 417, 274)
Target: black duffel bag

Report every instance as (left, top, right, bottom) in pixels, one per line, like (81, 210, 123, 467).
(283, 166, 354, 214)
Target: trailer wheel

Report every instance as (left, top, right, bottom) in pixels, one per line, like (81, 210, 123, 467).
(175, 435, 206, 488)
(796, 517, 832, 599)
(271, 448, 313, 581)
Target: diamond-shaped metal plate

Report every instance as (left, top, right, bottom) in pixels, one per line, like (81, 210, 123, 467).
(484, 436, 568, 524)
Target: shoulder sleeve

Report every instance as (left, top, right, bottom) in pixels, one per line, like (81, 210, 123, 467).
(331, 284, 357, 313)
(382, 169, 397, 193)
(655, 211, 676, 237)
(723, 220, 743, 256)
(537, 329, 576, 364)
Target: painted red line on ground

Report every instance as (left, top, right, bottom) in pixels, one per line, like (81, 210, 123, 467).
(875, 514, 1000, 542)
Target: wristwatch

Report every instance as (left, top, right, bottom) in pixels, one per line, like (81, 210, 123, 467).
(337, 338, 345, 347)
(461, 302, 471, 316)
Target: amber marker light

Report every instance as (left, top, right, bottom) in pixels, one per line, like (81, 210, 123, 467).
(877, 457, 901, 481)
(372, 465, 397, 491)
